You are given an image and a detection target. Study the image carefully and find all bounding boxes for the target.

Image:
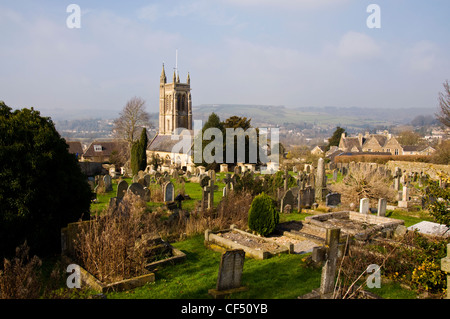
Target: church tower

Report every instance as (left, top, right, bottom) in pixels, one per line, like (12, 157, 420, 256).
(159, 64, 192, 135)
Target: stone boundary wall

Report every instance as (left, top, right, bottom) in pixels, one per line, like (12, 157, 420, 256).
(385, 161, 450, 179)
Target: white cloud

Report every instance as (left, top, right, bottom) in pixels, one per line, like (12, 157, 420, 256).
(336, 31, 382, 60)
(404, 41, 439, 72)
(137, 4, 159, 22)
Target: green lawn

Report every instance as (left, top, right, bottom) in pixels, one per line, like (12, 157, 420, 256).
(89, 171, 429, 300)
(106, 234, 322, 299)
(90, 174, 226, 214)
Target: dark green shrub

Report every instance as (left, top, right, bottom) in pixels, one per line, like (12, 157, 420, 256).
(248, 192, 279, 236)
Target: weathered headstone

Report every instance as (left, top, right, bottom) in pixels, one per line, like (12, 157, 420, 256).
(208, 249, 247, 299)
(220, 164, 228, 173)
(163, 182, 175, 202)
(408, 221, 450, 238)
(377, 198, 387, 217)
(116, 180, 128, 199)
(332, 169, 338, 182)
(325, 193, 341, 207)
(359, 198, 370, 214)
(103, 175, 113, 192)
(281, 189, 294, 213)
(128, 183, 150, 202)
(398, 186, 411, 208)
(143, 174, 151, 187)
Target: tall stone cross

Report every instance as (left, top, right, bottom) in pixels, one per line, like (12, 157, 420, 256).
(223, 173, 233, 190)
(283, 169, 290, 192)
(319, 228, 341, 299)
(203, 179, 218, 210)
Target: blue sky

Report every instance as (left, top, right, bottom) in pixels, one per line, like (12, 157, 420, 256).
(1, 0, 449, 119)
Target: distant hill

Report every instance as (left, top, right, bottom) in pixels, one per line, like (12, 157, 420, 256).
(192, 104, 437, 129)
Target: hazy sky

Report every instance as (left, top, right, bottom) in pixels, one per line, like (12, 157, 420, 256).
(1, 0, 449, 119)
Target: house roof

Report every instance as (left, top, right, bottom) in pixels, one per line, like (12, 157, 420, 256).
(66, 141, 83, 155)
(83, 140, 128, 158)
(364, 135, 388, 147)
(341, 137, 362, 152)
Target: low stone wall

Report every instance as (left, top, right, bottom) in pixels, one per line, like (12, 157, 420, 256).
(386, 161, 450, 179)
(304, 211, 404, 240)
(62, 255, 155, 293)
(204, 226, 292, 260)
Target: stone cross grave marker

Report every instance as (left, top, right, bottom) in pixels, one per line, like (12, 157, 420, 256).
(223, 173, 233, 191)
(315, 157, 327, 202)
(203, 179, 218, 210)
(208, 249, 247, 299)
(163, 181, 175, 202)
(283, 169, 290, 191)
(319, 228, 341, 299)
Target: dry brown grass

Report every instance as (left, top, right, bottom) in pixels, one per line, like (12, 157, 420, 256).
(74, 193, 155, 283)
(330, 166, 397, 208)
(0, 242, 42, 299)
(73, 190, 254, 283)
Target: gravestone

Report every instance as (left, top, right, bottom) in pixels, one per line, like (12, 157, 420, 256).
(407, 221, 450, 238)
(116, 180, 128, 199)
(332, 169, 338, 182)
(197, 166, 206, 175)
(298, 187, 315, 209)
(143, 174, 151, 187)
(398, 186, 411, 208)
(208, 249, 247, 299)
(319, 228, 341, 299)
(281, 189, 294, 213)
(163, 182, 175, 202)
(283, 169, 290, 192)
(315, 158, 327, 202)
(377, 198, 387, 217)
(325, 193, 341, 207)
(359, 198, 370, 214)
(103, 175, 113, 192)
(128, 183, 150, 202)
(203, 179, 218, 210)
(208, 169, 216, 182)
(200, 175, 211, 188)
(234, 165, 241, 175)
(223, 173, 233, 191)
(220, 164, 228, 173)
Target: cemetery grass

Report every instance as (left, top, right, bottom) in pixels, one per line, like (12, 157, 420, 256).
(90, 177, 226, 214)
(106, 234, 322, 299)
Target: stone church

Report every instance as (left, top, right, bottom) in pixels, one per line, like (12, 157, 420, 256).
(147, 64, 194, 170)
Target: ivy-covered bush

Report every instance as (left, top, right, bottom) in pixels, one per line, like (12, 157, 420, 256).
(248, 192, 279, 236)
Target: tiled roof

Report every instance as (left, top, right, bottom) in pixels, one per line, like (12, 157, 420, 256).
(83, 140, 128, 157)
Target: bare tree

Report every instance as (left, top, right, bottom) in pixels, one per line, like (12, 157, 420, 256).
(113, 96, 151, 145)
(436, 80, 450, 128)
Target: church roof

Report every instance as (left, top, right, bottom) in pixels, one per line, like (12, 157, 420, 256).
(148, 132, 193, 153)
